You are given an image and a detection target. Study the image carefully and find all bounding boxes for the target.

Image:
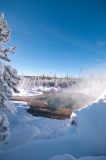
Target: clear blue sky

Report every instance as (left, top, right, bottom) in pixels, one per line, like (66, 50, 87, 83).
(1, 0, 106, 77)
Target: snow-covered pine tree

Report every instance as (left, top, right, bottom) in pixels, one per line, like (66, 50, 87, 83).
(0, 12, 20, 145)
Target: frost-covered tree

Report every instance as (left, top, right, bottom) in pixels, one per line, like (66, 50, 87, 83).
(0, 13, 20, 145)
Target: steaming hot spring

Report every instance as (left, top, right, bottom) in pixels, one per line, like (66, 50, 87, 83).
(12, 91, 95, 119)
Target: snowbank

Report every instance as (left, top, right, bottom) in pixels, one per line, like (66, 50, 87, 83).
(16, 115, 40, 123)
(49, 155, 106, 160)
(1, 127, 40, 151)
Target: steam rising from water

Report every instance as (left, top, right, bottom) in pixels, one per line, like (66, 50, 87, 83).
(71, 77, 105, 98)
(49, 76, 106, 110)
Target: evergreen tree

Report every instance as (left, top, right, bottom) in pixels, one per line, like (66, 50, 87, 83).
(0, 13, 20, 145)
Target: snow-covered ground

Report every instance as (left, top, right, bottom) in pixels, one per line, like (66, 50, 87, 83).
(13, 86, 61, 96)
(0, 86, 106, 160)
(0, 101, 69, 152)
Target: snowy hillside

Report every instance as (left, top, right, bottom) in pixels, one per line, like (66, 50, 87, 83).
(0, 88, 106, 159)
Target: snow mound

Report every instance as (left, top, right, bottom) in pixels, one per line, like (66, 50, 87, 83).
(77, 156, 106, 160)
(16, 115, 40, 123)
(49, 154, 76, 160)
(1, 127, 40, 151)
(36, 131, 50, 140)
(49, 155, 106, 160)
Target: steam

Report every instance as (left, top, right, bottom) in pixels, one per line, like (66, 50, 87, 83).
(49, 75, 106, 110)
(62, 76, 106, 108)
(67, 78, 104, 98)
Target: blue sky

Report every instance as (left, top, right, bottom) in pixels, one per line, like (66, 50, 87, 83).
(1, 0, 106, 77)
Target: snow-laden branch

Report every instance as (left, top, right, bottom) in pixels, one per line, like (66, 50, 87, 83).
(0, 12, 18, 62)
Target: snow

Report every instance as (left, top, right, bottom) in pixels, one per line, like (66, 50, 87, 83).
(1, 127, 40, 151)
(0, 88, 106, 159)
(16, 115, 40, 123)
(77, 157, 106, 160)
(12, 88, 43, 96)
(0, 100, 69, 152)
(49, 154, 76, 160)
(49, 155, 106, 160)
(12, 86, 60, 96)
(35, 131, 50, 140)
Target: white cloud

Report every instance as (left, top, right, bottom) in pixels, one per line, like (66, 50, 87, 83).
(96, 58, 100, 62)
(96, 41, 106, 48)
(75, 52, 79, 54)
(52, 24, 56, 28)
(64, 52, 70, 56)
